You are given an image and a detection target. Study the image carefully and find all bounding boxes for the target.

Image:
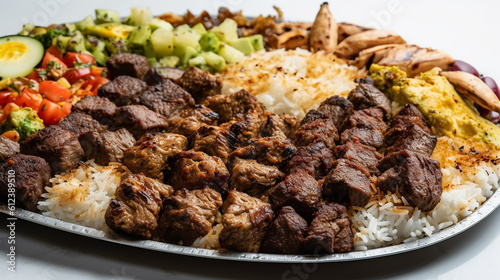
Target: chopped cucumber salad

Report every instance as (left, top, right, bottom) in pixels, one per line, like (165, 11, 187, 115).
(19, 7, 264, 73)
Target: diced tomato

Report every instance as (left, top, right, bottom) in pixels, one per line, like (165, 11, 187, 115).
(81, 75, 110, 96)
(90, 66, 108, 77)
(13, 88, 43, 111)
(63, 52, 96, 67)
(64, 67, 91, 84)
(0, 91, 13, 106)
(38, 99, 71, 125)
(26, 69, 47, 83)
(39, 81, 71, 103)
(46, 45, 64, 61)
(41, 52, 68, 73)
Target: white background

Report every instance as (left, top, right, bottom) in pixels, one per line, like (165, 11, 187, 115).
(1, 0, 500, 279)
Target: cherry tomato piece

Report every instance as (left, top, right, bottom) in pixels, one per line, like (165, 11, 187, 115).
(14, 88, 43, 111)
(41, 52, 68, 73)
(0, 91, 13, 106)
(38, 99, 71, 125)
(46, 45, 64, 61)
(1, 130, 20, 142)
(63, 52, 96, 67)
(39, 81, 71, 103)
(64, 67, 92, 84)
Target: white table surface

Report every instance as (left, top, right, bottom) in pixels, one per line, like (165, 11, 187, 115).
(1, 1, 500, 279)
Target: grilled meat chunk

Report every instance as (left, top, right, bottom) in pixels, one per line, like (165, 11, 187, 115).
(177, 105, 219, 125)
(146, 67, 185, 85)
(348, 78, 391, 119)
(269, 170, 322, 219)
(260, 113, 288, 138)
(316, 95, 354, 130)
(105, 173, 174, 239)
(229, 158, 285, 197)
(140, 79, 195, 118)
(178, 67, 222, 102)
(72, 96, 117, 124)
(106, 53, 151, 79)
(98, 75, 148, 106)
(386, 124, 437, 156)
(0, 155, 51, 212)
(170, 151, 230, 193)
(166, 116, 203, 138)
(385, 104, 431, 146)
(221, 110, 262, 142)
(0, 135, 20, 162)
(260, 206, 308, 254)
(155, 188, 223, 245)
(231, 136, 296, 170)
(123, 133, 188, 181)
(302, 203, 354, 254)
(334, 141, 383, 176)
(203, 89, 265, 123)
(293, 114, 338, 150)
(21, 126, 84, 173)
(114, 105, 170, 138)
(79, 128, 136, 165)
(56, 112, 108, 136)
(323, 159, 374, 207)
(347, 108, 388, 133)
(376, 150, 442, 211)
(219, 190, 274, 252)
(340, 127, 384, 149)
(288, 141, 335, 180)
(192, 126, 238, 164)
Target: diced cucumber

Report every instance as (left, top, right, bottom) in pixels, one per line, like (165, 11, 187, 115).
(201, 52, 226, 72)
(105, 38, 129, 54)
(151, 28, 174, 58)
(143, 40, 156, 59)
(149, 18, 173, 31)
(199, 31, 220, 53)
(67, 31, 86, 52)
(188, 55, 207, 68)
(248, 34, 264, 51)
(173, 27, 201, 51)
(229, 37, 255, 55)
(19, 23, 35, 36)
(85, 35, 106, 52)
(174, 24, 191, 32)
(174, 45, 197, 66)
(65, 23, 77, 33)
(148, 57, 159, 67)
(52, 35, 72, 52)
(218, 43, 245, 64)
(92, 49, 109, 66)
(95, 9, 121, 24)
(76, 15, 95, 31)
(128, 26, 152, 47)
(191, 23, 207, 35)
(212, 18, 238, 43)
(129, 7, 153, 26)
(0, 36, 44, 78)
(159, 56, 179, 68)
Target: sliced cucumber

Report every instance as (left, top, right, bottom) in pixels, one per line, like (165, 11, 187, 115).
(151, 27, 174, 57)
(0, 36, 44, 78)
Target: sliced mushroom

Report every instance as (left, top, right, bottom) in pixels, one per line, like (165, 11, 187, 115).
(276, 30, 309, 50)
(441, 71, 500, 113)
(353, 44, 454, 77)
(334, 29, 406, 59)
(337, 22, 372, 43)
(273, 22, 312, 35)
(352, 44, 412, 68)
(309, 2, 338, 53)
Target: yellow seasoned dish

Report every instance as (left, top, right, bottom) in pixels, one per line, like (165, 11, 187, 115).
(370, 64, 500, 148)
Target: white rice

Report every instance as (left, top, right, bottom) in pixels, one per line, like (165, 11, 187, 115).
(221, 49, 363, 118)
(352, 137, 500, 250)
(37, 160, 123, 231)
